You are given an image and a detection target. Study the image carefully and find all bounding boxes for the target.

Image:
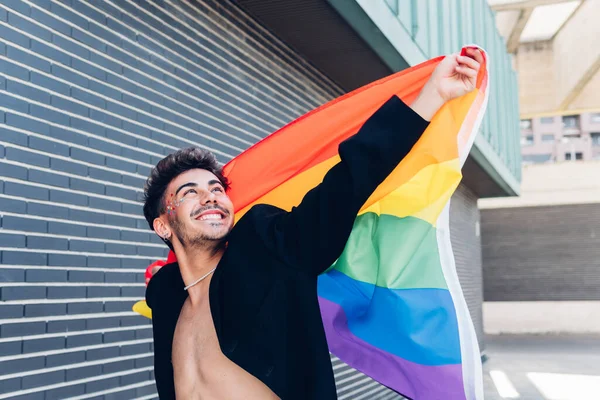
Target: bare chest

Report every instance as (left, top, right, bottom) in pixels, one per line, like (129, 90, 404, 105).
(172, 297, 219, 362)
(171, 297, 279, 399)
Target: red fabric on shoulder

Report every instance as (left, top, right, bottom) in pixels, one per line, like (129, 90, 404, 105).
(166, 251, 177, 264)
(145, 260, 167, 285)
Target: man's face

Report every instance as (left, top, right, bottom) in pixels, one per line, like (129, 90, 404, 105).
(160, 169, 234, 249)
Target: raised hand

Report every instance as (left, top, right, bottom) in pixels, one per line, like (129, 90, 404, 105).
(410, 47, 483, 121)
(432, 48, 483, 102)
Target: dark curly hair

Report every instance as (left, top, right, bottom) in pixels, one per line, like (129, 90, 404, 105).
(143, 147, 230, 232)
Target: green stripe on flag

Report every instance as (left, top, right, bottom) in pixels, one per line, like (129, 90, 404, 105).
(333, 213, 448, 290)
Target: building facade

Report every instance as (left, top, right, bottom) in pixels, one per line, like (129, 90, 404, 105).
(0, 0, 520, 398)
(520, 112, 600, 164)
(479, 161, 600, 334)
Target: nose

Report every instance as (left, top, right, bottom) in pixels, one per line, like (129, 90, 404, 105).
(201, 190, 217, 204)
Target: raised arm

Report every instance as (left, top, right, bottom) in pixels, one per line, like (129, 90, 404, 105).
(257, 49, 483, 275)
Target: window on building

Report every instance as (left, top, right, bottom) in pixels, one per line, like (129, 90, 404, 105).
(520, 119, 532, 130)
(541, 134, 555, 143)
(540, 117, 554, 124)
(562, 115, 580, 129)
(565, 152, 584, 161)
(591, 113, 600, 123)
(521, 135, 534, 146)
(592, 132, 600, 146)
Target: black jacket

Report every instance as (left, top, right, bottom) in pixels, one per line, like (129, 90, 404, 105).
(146, 95, 429, 399)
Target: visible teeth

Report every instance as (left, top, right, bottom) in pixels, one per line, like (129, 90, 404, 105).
(199, 214, 221, 221)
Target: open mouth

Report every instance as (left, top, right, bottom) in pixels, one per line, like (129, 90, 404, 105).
(195, 210, 226, 221)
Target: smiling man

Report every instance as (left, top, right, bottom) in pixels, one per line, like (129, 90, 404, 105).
(143, 49, 483, 399)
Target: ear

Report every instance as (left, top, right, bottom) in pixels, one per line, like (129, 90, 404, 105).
(153, 217, 171, 240)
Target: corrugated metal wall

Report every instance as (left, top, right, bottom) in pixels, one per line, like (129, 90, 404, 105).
(0, 0, 485, 398)
(450, 184, 485, 352)
(482, 203, 600, 301)
(332, 356, 403, 399)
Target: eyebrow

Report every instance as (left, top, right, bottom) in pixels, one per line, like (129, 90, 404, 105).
(175, 182, 197, 196)
(174, 180, 223, 196)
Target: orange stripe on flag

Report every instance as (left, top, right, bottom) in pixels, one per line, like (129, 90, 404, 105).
(224, 58, 443, 212)
(233, 88, 480, 221)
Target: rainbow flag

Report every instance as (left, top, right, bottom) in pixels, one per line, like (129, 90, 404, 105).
(137, 46, 488, 399)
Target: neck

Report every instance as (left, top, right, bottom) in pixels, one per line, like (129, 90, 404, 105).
(174, 242, 224, 304)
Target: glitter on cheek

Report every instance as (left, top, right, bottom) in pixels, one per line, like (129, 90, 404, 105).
(165, 194, 177, 215)
(166, 200, 176, 216)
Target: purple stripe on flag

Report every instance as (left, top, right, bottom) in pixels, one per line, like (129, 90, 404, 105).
(319, 297, 466, 400)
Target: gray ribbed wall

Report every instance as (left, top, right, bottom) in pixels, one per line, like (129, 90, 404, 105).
(0, 0, 484, 398)
(450, 184, 485, 352)
(481, 203, 600, 301)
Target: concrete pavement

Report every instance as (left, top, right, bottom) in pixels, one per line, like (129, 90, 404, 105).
(482, 334, 600, 399)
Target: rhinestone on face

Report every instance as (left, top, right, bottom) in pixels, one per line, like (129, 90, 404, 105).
(166, 202, 175, 215)
(165, 193, 188, 216)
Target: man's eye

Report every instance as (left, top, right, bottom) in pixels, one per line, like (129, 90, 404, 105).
(212, 187, 223, 193)
(184, 189, 197, 196)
